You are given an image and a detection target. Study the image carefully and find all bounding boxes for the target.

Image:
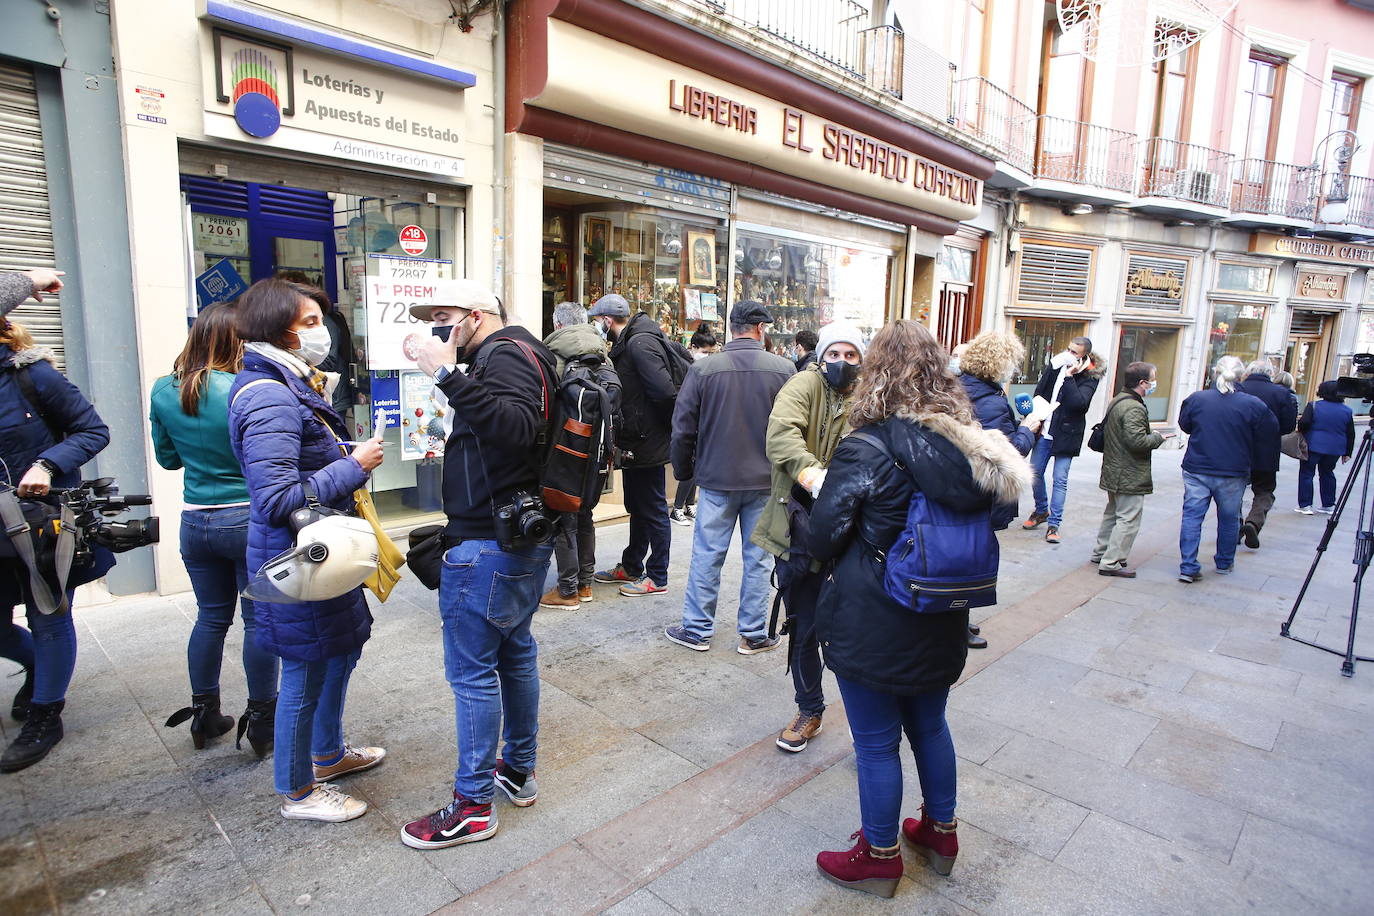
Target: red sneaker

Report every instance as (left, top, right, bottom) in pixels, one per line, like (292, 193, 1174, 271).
(902, 807, 958, 875)
(816, 830, 903, 898)
(401, 794, 497, 850)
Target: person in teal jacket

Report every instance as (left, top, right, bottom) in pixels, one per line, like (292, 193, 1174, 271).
(149, 303, 279, 754)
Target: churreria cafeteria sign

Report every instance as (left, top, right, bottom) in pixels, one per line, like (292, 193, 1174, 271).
(203, 30, 467, 179)
(1250, 232, 1374, 266)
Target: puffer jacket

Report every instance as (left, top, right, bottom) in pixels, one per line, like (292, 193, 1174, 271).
(229, 350, 371, 662)
(751, 364, 851, 559)
(608, 313, 678, 468)
(1098, 391, 1164, 495)
(960, 373, 1035, 529)
(0, 344, 111, 608)
(1033, 354, 1106, 457)
(809, 412, 1028, 696)
(1236, 374, 1298, 473)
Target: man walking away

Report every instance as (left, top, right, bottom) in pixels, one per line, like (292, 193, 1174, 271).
(540, 301, 620, 609)
(589, 294, 679, 597)
(794, 328, 819, 372)
(403, 283, 556, 849)
(1236, 359, 1297, 548)
(665, 301, 795, 654)
(1093, 362, 1172, 577)
(1176, 355, 1277, 583)
(1022, 337, 1104, 544)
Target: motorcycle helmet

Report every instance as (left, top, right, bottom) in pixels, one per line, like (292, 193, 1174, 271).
(243, 516, 379, 603)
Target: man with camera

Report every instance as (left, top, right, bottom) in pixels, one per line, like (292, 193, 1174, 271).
(402, 281, 557, 850)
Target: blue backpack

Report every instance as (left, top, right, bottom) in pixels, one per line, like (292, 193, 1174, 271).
(847, 431, 999, 614)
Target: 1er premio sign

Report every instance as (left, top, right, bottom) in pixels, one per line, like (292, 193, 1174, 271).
(399, 225, 428, 256)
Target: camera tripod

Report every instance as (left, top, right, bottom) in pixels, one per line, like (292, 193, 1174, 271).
(1280, 424, 1374, 677)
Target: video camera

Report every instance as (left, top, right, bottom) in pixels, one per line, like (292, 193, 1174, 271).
(1337, 353, 1374, 401)
(49, 477, 160, 564)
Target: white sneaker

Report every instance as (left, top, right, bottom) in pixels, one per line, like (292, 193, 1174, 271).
(1295, 506, 1315, 516)
(280, 783, 368, 822)
(1316, 506, 1335, 515)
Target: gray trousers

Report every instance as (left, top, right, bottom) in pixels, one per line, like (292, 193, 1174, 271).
(1244, 471, 1277, 532)
(1093, 491, 1146, 570)
(554, 508, 596, 596)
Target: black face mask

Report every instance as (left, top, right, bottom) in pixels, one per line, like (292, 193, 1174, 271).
(822, 359, 860, 390)
(431, 325, 453, 342)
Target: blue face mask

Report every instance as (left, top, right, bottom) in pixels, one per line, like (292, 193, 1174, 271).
(1145, 380, 1157, 396)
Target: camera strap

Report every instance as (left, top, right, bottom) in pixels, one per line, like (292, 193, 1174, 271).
(0, 489, 74, 615)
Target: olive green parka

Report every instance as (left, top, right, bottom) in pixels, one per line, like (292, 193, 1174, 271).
(1098, 391, 1165, 495)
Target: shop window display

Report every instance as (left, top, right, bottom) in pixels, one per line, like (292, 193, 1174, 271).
(733, 229, 891, 358)
(1008, 317, 1088, 406)
(1114, 324, 1179, 421)
(1204, 301, 1266, 382)
(582, 212, 727, 344)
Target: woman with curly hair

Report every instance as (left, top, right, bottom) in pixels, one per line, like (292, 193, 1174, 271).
(809, 321, 1027, 896)
(957, 331, 1040, 531)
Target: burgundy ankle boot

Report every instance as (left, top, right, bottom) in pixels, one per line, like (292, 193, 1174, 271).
(816, 829, 903, 898)
(902, 806, 959, 876)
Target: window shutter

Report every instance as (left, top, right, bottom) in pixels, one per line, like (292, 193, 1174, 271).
(1017, 243, 1092, 307)
(1123, 253, 1188, 310)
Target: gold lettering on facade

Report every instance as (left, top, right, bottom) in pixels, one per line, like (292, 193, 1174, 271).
(1298, 271, 1344, 298)
(1126, 267, 1183, 298)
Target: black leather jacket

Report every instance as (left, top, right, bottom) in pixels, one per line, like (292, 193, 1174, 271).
(608, 313, 677, 468)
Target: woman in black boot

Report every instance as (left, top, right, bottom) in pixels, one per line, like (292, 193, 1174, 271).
(0, 270, 112, 772)
(151, 303, 280, 750)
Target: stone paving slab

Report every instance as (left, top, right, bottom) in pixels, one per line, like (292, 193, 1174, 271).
(3, 449, 1373, 914)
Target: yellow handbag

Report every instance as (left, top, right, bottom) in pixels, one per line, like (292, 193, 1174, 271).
(318, 413, 406, 602)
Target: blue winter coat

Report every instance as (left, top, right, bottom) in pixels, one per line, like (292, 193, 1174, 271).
(228, 351, 371, 662)
(1178, 388, 1277, 478)
(1236, 374, 1299, 473)
(0, 344, 111, 608)
(1300, 399, 1356, 458)
(960, 373, 1035, 529)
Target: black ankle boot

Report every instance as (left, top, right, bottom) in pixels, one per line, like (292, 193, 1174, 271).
(165, 692, 234, 750)
(11, 666, 33, 721)
(0, 699, 64, 772)
(236, 697, 275, 757)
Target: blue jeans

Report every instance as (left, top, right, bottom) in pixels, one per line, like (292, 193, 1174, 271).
(1179, 471, 1247, 576)
(274, 649, 360, 795)
(1, 593, 76, 705)
(440, 538, 553, 802)
(836, 676, 956, 848)
(1298, 453, 1341, 510)
(180, 507, 278, 701)
(621, 465, 670, 585)
(1030, 437, 1073, 527)
(680, 487, 772, 641)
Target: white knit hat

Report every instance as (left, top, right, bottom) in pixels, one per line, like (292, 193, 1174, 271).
(815, 321, 867, 359)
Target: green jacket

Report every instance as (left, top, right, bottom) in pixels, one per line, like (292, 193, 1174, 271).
(543, 322, 607, 374)
(750, 364, 851, 559)
(149, 370, 251, 505)
(1099, 391, 1164, 495)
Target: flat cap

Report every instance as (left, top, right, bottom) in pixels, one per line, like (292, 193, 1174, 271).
(728, 299, 774, 326)
(588, 294, 631, 318)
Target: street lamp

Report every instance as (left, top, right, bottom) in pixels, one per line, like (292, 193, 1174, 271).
(1314, 129, 1361, 225)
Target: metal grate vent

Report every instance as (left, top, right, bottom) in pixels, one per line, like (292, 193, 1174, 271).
(1017, 242, 1092, 307)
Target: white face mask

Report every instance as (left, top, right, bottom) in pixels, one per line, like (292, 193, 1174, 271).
(947, 356, 961, 375)
(1051, 350, 1077, 370)
(291, 324, 332, 367)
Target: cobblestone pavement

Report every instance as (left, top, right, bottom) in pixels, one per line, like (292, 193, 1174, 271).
(2, 448, 1371, 915)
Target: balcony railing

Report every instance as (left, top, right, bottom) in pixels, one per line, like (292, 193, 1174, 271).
(1231, 159, 1319, 221)
(952, 77, 1035, 173)
(691, 0, 871, 77)
(858, 25, 902, 97)
(1034, 116, 1136, 193)
(1138, 138, 1232, 209)
(1336, 174, 1374, 229)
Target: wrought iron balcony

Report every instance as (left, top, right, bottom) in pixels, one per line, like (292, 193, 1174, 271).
(1231, 159, 1319, 221)
(1138, 138, 1232, 209)
(1034, 116, 1136, 193)
(1319, 173, 1374, 230)
(952, 77, 1036, 174)
(690, 0, 872, 78)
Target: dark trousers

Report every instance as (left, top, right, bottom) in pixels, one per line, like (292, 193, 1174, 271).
(554, 508, 596, 596)
(1244, 470, 1278, 532)
(673, 478, 697, 510)
(621, 465, 670, 586)
(780, 562, 826, 717)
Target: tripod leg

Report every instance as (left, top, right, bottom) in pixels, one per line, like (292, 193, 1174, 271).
(1283, 431, 1373, 637)
(1341, 531, 1372, 677)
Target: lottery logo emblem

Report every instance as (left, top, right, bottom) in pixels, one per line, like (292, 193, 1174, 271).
(230, 47, 283, 139)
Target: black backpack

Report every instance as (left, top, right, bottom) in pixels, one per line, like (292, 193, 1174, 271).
(660, 337, 694, 393)
(542, 352, 621, 513)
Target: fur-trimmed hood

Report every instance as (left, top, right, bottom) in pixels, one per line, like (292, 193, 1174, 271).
(0, 343, 57, 369)
(886, 409, 1030, 506)
(1081, 352, 1108, 379)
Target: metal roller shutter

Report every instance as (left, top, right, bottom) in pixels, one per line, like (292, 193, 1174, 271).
(0, 61, 62, 365)
(543, 143, 732, 218)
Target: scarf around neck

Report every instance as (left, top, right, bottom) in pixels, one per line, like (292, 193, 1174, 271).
(245, 341, 339, 400)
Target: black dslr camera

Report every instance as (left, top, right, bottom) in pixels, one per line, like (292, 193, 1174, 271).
(1337, 354, 1374, 401)
(494, 490, 553, 551)
(52, 477, 160, 563)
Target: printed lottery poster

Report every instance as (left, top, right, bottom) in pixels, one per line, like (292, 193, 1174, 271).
(365, 255, 457, 371)
(399, 370, 446, 460)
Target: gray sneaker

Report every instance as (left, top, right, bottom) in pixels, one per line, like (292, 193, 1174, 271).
(493, 759, 537, 807)
(665, 625, 710, 651)
(738, 635, 781, 655)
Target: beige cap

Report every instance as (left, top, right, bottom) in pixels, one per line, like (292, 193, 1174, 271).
(410, 279, 501, 321)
